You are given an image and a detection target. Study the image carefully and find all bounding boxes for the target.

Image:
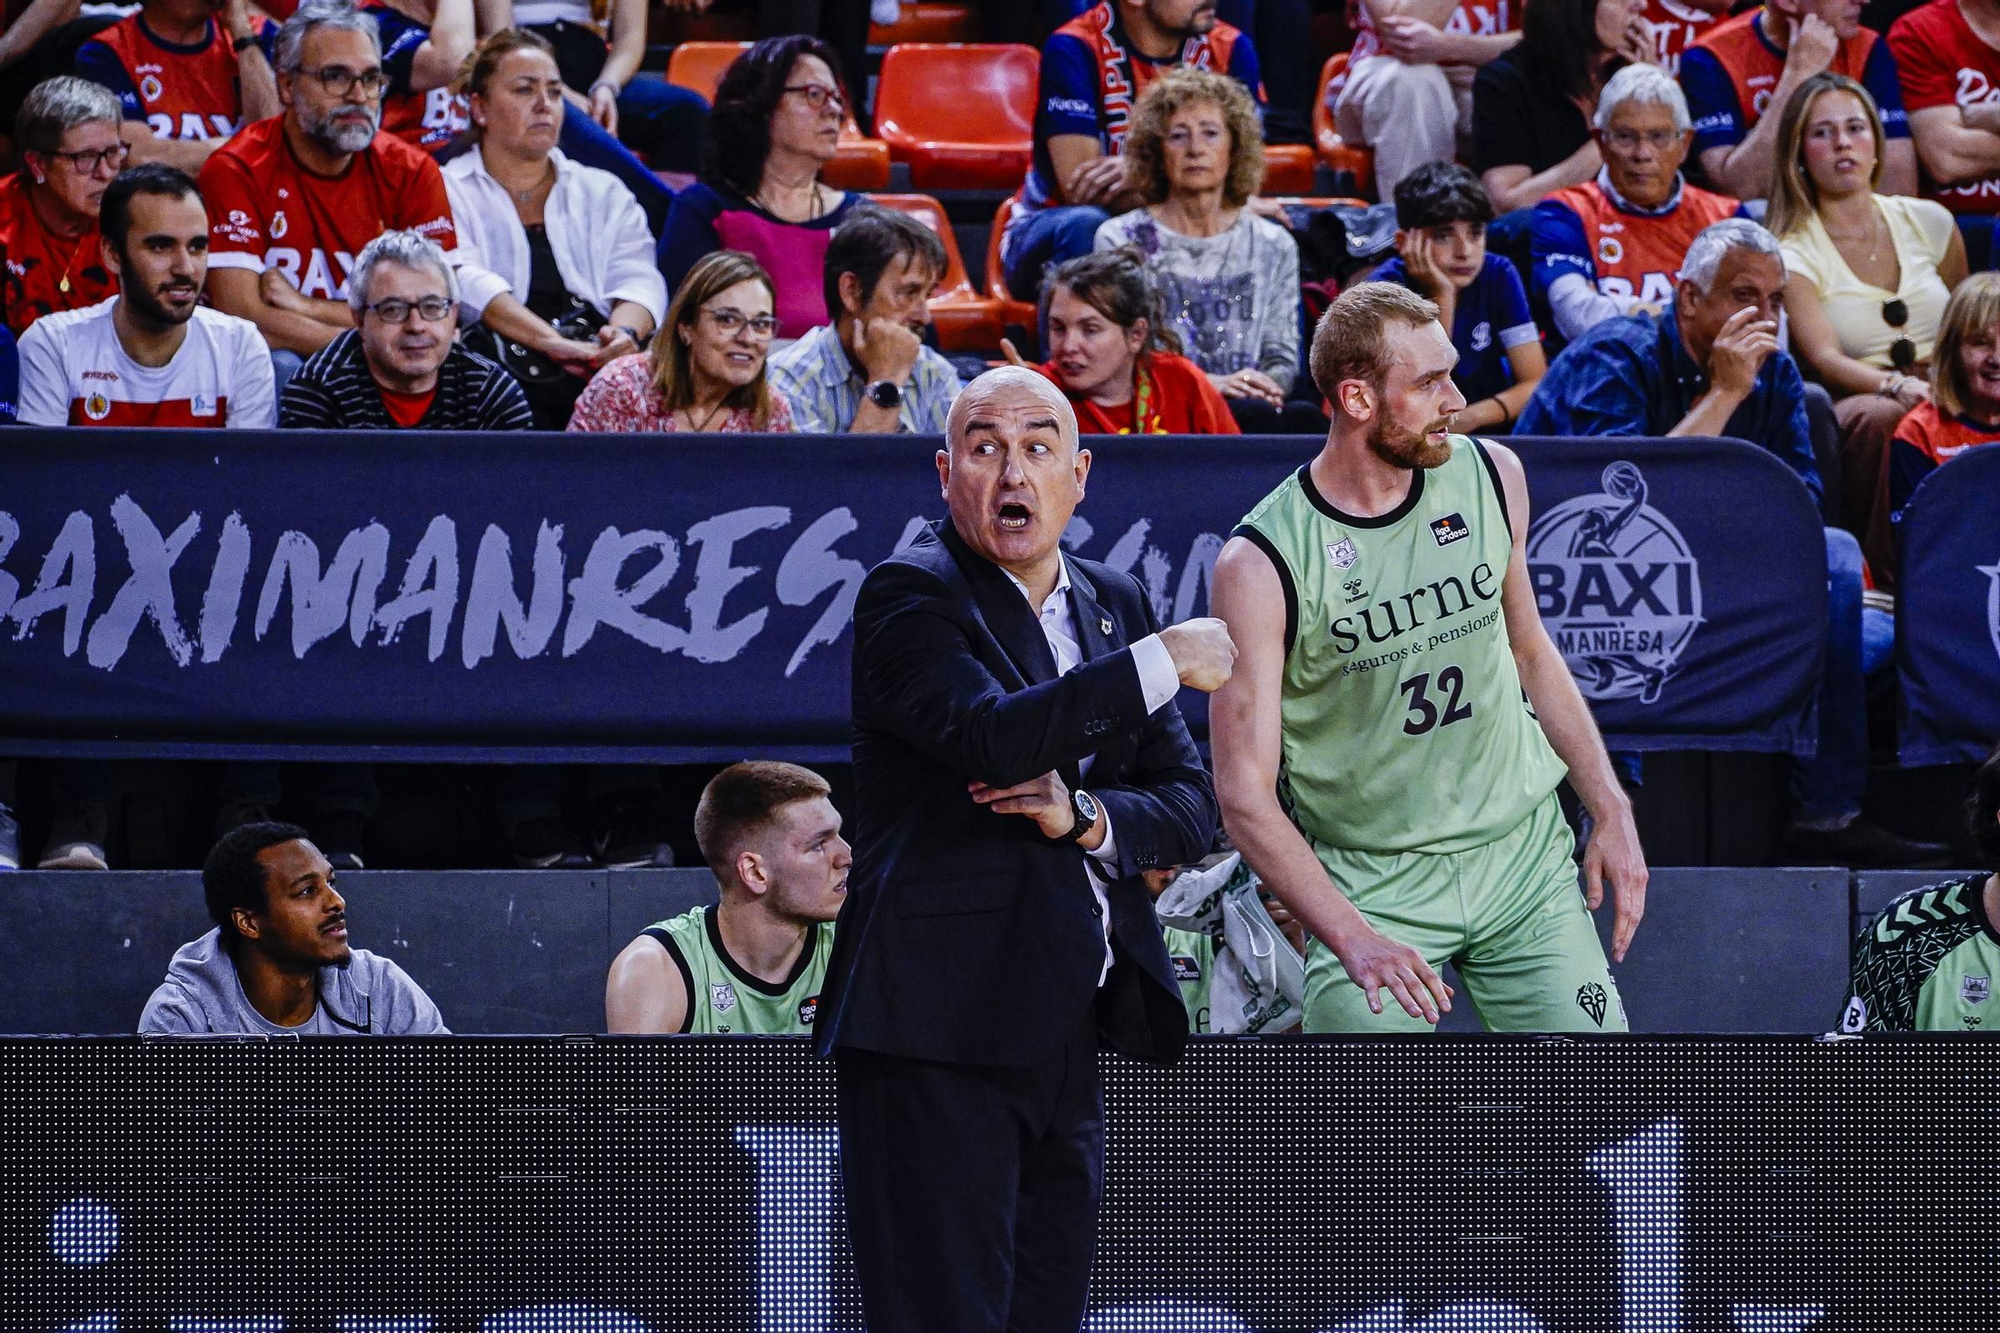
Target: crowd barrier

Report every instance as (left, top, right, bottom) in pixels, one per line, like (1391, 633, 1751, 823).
(1898, 442, 2000, 764)
(2, 1034, 1989, 1332)
(0, 430, 1833, 761)
(1, 865, 1975, 1036)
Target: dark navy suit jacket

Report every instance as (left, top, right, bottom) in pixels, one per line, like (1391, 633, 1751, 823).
(814, 519, 1217, 1068)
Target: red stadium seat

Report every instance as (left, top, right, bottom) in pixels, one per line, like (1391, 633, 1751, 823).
(871, 192, 1021, 351)
(874, 44, 1039, 192)
(1261, 144, 1316, 195)
(868, 2, 977, 44)
(666, 41, 892, 191)
(1312, 53, 1375, 200)
(983, 197, 1038, 338)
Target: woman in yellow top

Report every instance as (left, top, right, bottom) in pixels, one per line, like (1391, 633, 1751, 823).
(1768, 72, 1966, 564)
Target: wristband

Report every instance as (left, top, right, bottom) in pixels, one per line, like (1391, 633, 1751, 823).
(589, 80, 620, 99)
(233, 32, 261, 52)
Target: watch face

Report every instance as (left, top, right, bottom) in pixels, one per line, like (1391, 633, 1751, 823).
(1076, 791, 1100, 823)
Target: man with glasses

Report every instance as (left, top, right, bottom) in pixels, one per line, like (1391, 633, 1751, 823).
(766, 205, 962, 435)
(277, 228, 531, 430)
(196, 0, 460, 386)
(1532, 64, 1746, 343)
(0, 76, 125, 335)
(74, 0, 279, 173)
(17, 162, 274, 427)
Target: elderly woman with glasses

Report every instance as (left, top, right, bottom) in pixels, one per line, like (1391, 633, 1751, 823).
(1769, 73, 1967, 557)
(0, 76, 126, 335)
(570, 249, 794, 433)
(656, 34, 860, 341)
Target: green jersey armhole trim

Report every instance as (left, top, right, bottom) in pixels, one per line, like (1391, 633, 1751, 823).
(1232, 522, 1299, 654)
(642, 925, 698, 1035)
(1468, 436, 1512, 539)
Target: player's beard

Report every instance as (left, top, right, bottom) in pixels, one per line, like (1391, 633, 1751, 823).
(303, 100, 379, 154)
(1366, 407, 1455, 471)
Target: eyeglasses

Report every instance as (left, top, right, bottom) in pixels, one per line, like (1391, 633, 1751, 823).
(782, 83, 845, 112)
(365, 295, 454, 324)
(1882, 298, 1917, 372)
(48, 142, 130, 174)
(299, 64, 386, 97)
(702, 307, 779, 338)
(1603, 128, 1681, 152)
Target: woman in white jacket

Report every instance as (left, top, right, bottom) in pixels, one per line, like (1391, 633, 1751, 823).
(447, 28, 667, 429)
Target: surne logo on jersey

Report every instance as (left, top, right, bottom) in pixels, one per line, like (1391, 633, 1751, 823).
(1526, 462, 1702, 704)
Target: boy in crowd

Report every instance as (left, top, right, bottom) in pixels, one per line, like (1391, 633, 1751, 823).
(1372, 161, 1545, 434)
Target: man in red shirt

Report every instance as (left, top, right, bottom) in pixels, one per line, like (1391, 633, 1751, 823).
(73, 0, 279, 173)
(1890, 0, 2000, 268)
(0, 75, 124, 335)
(197, 0, 454, 367)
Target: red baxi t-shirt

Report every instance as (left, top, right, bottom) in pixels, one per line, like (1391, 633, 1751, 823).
(1890, 0, 2000, 213)
(198, 115, 458, 301)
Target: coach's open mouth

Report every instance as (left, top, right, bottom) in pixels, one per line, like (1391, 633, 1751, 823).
(997, 502, 1032, 531)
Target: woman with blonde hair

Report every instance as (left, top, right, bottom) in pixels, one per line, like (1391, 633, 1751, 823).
(568, 249, 794, 432)
(1769, 72, 1966, 546)
(1093, 65, 1313, 432)
(1880, 272, 2000, 589)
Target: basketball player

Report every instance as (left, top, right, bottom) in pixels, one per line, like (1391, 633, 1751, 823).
(604, 762, 846, 1034)
(1209, 281, 1648, 1032)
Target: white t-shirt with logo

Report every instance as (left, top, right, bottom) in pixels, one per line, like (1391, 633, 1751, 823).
(17, 297, 275, 428)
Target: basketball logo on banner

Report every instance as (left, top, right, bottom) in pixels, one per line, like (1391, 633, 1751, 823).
(1527, 461, 1703, 704)
(1983, 561, 2000, 666)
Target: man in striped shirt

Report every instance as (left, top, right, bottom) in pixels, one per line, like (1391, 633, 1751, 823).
(277, 228, 530, 430)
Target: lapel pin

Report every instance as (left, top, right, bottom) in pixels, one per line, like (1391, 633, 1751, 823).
(1099, 617, 1113, 635)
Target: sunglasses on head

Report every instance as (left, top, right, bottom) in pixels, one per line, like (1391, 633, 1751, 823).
(1883, 299, 1917, 372)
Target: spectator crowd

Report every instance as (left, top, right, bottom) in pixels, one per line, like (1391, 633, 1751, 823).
(3, 0, 1999, 875)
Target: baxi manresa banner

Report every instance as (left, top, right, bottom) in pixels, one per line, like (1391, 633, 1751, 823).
(0, 430, 1825, 761)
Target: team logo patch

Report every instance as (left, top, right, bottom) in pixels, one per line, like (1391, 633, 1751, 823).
(1576, 982, 1608, 1027)
(1982, 561, 2000, 673)
(83, 392, 111, 421)
(1170, 954, 1202, 983)
(709, 982, 737, 1014)
(1326, 537, 1359, 569)
(270, 211, 288, 240)
(1840, 996, 1867, 1032)
(1470, 320, 1492, 352)
(1430, 513, 1469, 546)
(1598, 235, 1623, 266)
(1963, 975, 1991, 1005)
(139, 74, 163, 103)
(190, 393, 215, 418)
(797, 994, 819, 1026)
(1526, 462, 1702, 705)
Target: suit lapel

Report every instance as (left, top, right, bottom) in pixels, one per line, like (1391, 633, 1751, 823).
(941, 520, 1060, 685)
(1066, 567, 1118, 665)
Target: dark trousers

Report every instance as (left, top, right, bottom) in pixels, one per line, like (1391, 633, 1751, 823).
(835, 1010, 1104, 1333)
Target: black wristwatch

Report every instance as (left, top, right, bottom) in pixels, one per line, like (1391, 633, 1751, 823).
(864, 379, 903, 410)
(1056, 789, 1101, 846)
(232, 32, 261, 52)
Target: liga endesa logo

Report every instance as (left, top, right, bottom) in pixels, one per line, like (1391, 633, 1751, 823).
(1527, 461, 1702, 704)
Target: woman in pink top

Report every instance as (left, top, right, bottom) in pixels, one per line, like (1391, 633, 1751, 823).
(570, 251, 795, 432)
(656, 34, 861, 340)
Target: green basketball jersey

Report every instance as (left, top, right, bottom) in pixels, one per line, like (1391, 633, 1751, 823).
(1843, 875, 2000, 1032)
(1235, 436, 1566, 855)
(1162, 925, 1216, 1034)
(643, 905, 833, 1035)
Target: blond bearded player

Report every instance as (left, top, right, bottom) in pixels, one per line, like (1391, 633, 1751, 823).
(1209, 281, 1649, 1032)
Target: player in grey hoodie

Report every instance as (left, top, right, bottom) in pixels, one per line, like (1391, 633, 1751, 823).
(141, 821, 448, 1035)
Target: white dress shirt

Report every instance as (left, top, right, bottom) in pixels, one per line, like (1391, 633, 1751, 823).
(1003, 555, 1183, 980)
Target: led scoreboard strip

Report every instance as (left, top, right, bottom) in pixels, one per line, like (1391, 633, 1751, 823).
(1, 1036, 1990, 1332)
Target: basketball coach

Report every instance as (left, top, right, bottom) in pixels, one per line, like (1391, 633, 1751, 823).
(814, 365, 1237, 1330)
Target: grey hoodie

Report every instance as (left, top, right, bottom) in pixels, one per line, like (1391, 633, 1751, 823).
(139, 928, 449, 1035)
